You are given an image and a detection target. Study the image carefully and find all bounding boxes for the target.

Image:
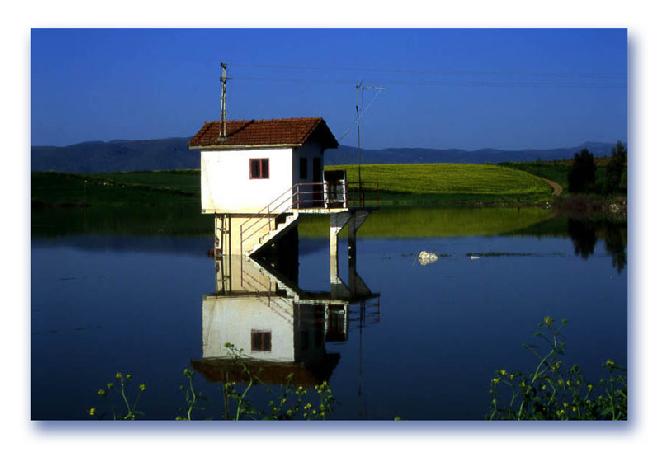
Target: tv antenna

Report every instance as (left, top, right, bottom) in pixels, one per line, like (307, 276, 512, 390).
(355, 82, 384, 203)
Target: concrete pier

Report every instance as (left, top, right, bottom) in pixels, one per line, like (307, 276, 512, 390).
(329, 210, 370, 284)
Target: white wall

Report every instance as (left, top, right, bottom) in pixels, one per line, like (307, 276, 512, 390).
(201, 148, 293, 214)
(292, 142, 324, 207)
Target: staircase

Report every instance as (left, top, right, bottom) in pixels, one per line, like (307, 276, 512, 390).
(239, 181, 351, 257)
(253, 211, 299, 256)
(240, 211, 299, 256)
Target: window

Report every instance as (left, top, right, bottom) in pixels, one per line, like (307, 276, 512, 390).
(299, 157, 308, 179)
(249, 158, 269, 179)
(251, 330, 272, 352)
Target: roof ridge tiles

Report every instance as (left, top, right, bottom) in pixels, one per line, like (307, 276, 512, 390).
(188, 117, 337, 150)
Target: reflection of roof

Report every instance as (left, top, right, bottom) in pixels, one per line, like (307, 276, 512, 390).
(189, 117, 338, 150)
(191, 354, 340, 386)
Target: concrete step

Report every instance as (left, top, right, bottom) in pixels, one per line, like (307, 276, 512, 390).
(248, 212, 299, 256)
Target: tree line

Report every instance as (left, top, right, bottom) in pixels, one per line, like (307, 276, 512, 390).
(568, 141, 627, 194)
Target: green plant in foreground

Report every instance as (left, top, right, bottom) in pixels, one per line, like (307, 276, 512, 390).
(89, 343, 335, 421)
(264, 377, 334, 421)
(88, 371, 147, 420)
(488, 317, 627, 420)
(220, 343, 260, 421)
(176, 368, 207, 420)
(220, 342, 334, 421)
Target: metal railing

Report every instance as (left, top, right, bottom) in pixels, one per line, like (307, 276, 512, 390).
(239, 180, 355, 255)
(345, 180, 381, 208)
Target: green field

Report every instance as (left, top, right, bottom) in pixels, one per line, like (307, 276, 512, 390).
(327, 163, 552, 205)
(31, 164, 556, 236)
(500, 159, 613, 192)
(31, 170, 199, 207)
(33, 164, 553, 209)
(31, 171, 211, 236)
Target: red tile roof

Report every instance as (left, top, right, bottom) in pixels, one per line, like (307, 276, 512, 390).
(188, 117, 338, 150)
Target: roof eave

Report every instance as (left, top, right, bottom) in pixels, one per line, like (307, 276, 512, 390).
(188, 143, 301, 151)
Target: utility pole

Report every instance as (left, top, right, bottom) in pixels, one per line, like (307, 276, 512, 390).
(356, 81, 363, 206)
(220, 62, 228, 139)
(354, 81, 384, 207)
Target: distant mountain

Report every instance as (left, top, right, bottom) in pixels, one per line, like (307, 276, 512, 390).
(31, 138, 619, 173)
(32, 137, 197, 173)
(326, 141, 617, 165)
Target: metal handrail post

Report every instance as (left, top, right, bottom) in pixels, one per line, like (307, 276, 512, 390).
(324, 181, 328, 209)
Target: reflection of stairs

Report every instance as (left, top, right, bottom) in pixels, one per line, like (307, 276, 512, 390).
(240, 258, 295, 325)
(260, 296, 294, 326)
(246, 257, 299, 299)
(248, 212, 299, 256)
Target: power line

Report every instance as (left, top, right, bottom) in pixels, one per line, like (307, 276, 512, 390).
(230, 75, 625, 89)
(228, 62, 625, 80)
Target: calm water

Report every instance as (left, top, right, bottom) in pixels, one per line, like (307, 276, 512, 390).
(31, 211, 627, 420)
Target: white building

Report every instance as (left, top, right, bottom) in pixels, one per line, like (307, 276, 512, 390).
(190, 117, 339, 214)
(189, 117, 367, 259)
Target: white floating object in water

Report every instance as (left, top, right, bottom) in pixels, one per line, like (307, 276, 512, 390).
(418, 251, 439, 266)
(469, 254, 480, 260)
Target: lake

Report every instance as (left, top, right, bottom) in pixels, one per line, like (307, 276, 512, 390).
(31, 208, 627, 420)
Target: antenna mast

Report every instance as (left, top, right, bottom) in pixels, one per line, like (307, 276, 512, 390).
(356, 81, 363, 203)
(220, 62, 228, 139)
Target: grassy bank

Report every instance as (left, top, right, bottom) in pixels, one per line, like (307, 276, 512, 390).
(327, 163, 552, 205)
(32, 164, 554, 214)
(31, 169, 626, 246)
(499, 160, 627, 219)
(31, 171, 212, 236)
(500, 161, 574, 190)
(31, 165, 556, 237)
(31, 170, 200, 208)
(500, 158, 620, 194)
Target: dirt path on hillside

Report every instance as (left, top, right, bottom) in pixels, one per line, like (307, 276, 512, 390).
(542, 178, 563, 196)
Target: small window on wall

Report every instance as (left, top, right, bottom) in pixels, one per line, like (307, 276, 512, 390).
(251, 330, 272, 352)
(249, 158, 269, 179)
(299, 157, 308, 179)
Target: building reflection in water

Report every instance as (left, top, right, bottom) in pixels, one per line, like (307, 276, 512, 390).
(192, 253, 380, 386)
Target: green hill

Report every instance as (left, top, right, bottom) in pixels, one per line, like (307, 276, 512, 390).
(327, 163, 552, 205)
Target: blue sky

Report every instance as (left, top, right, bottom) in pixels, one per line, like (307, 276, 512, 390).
(31, 28, 627, 149)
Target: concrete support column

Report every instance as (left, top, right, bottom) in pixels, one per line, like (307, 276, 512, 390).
(347, 216, 357, 282)
(329, 212, 351, 284)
